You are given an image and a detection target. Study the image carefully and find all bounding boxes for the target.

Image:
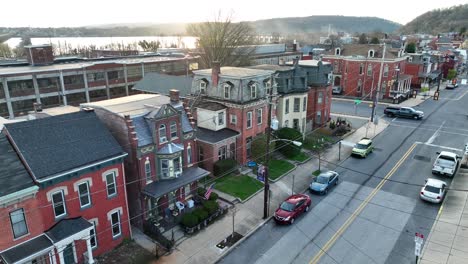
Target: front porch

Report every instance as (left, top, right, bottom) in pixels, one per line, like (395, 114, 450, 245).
(0, 217, 95, 264)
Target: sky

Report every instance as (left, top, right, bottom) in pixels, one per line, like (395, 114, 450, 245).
(1, 0, 466, 28)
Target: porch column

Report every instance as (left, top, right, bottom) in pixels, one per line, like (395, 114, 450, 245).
(58, 248, 65, 264)
(86, 238, 95, 264)
(32, 74, 41, 103)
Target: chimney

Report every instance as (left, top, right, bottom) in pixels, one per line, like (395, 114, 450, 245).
(33, 102, 42, 112)
(293, 39, 297, 52)
(212, 61, 221, 87)
(169, 89, 180, 103)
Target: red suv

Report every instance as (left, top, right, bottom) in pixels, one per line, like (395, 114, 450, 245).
(274, 194, 312, 224)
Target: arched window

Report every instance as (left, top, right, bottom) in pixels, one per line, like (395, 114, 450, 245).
(187, 144, 192, 165)
(359, 63, 364, 75)
(335, 48, 341, 55)
(224, 83, 231, 99)
(145, 158, 151, 183)
(368, 50, 374, 57)
(159, 124, 167, 143)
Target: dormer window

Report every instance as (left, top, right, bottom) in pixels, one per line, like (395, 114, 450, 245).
(335, 48, 341, 55)
(224, 83, 231, 99)
(249, 82, 257, 99)
(368, 50, 375, 58)
(264, 79, 272, 95)
(199, 80, 207, 94)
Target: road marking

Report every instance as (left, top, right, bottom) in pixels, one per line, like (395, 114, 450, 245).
(437, 205, 444, 218)
(415, 142, 463, 152)
(426, 121, 446, 144)
(389, 124, 468, 137)
(309, 143, 418, 264)
(392, 117, 397, 122)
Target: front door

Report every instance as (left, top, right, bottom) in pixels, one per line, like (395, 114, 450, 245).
(63, 243, 75, 264)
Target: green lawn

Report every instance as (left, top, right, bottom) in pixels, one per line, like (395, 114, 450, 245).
(312, 169, 321, 176)
(214, 174, 264, 200)
(268, 159, 295, 180)
(303, 133, 334, 151)
(288, 152, 309, 162)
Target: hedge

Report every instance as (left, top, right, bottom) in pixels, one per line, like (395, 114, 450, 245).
(193, 208, 209, 221)
(181, 213, 198, 228)
(213, 159, 238, 177)
(202, 200, 219, 215)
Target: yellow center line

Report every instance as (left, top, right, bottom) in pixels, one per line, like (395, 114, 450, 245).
(310, 143, 417, 264)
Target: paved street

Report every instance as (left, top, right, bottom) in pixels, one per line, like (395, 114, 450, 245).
(218, 84, 468, 264)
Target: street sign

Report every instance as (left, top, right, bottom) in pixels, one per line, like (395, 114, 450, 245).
(415, 243, 421, 257)
(257, 165, 265, 182)
(354, 99, 362, 105)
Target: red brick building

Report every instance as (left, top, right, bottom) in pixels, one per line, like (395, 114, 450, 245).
(1, 111, 130, 264)
(191, 65, 274, 171)
(322, 44, 412, 100)
(81, 92, 210, 230)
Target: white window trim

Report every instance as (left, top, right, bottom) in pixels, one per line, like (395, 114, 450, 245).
(73, 178, 93, 192)
(107, 208, 123, 238)
(200, 81, 206, 94)
(88, 219, 98, 249)
(46, 186, 68, 202)
(10, 208, 28, 239)
(159, 124, 167, 143)
(250, 84, 257, 99)
(246, 111, 253, 129)
(51, 190, 67, 218)
(224, 84, 231, 99)
(145, 158, 152, 183)
(170, 121, 177, 139)
(218, 112, 225, 125)
(187, 144, 192, 165)
(77, 182, 91, 208)
(230, 114, 237, 124)
(104, 171, 117, 197)
(257, 108, 263, 125)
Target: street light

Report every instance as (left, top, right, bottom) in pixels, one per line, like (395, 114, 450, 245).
(263, 137, 302, 219)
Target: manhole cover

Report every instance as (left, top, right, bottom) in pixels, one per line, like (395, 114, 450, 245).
(216, 232, 243, 249)
(414, 155, 431, 162)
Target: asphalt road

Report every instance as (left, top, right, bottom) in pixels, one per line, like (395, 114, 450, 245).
(218, 84, 468, 264)
(331, 99, 387, 118)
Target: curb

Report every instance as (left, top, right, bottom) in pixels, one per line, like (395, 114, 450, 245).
(332, 97, 391, 106)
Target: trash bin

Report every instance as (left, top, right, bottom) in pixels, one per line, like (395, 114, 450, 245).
(187, 199, 195, 208)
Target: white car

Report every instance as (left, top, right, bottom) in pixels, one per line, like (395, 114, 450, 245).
(432, 151, 460, 177)
(420, 178, 447, 203)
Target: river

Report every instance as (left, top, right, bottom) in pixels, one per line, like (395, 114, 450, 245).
(5, 36, 197, 53)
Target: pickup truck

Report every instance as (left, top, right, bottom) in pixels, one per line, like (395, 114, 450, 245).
(384, 106, 424, 120)
(432, 151, 461, 177)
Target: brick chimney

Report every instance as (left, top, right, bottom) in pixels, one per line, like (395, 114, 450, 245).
(169, 89, 180, 103)
(212, 61, 221, 87)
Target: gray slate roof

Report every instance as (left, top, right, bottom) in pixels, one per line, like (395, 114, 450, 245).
(157, 142, 184, 154)
(46, 217, 92, 242)
(143, 167, 210, 198)
(133, 72, 193, 97)
(0, 234, 53, 264)
(0, 133, 34, 197)
(5, 111, 125, 180)
(196, 127, 240, 144)
(194, 67, 274, 78)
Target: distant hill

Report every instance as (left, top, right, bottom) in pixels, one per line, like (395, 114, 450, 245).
(0, 15, 401, 39)
(400, 4, 468, 34)
(248, 16, 401, 34)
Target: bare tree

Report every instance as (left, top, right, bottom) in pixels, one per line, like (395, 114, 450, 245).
(186, 12, 256, 68)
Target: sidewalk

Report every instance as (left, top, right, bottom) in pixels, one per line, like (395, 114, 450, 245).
(147, 118, 390, 264)
(419, 167, 468, 264)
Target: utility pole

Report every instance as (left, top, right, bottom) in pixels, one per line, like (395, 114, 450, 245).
(371, 43, 386, 123)
(263, 74, 274, 219)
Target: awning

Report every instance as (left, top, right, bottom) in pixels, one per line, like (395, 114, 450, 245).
(0, 235, 53, 264)
(142, 167, 210, 198)
(45, 217, 93, 243)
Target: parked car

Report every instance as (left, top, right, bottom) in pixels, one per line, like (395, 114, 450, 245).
(274, 194, 311, 224)
(309, 171, 339, 195)
(420, 178, 447, 203)
(446, 83, 458, 89)
(384, 106, 424, 120)
(352, 138, 374, 158)
(432, 151, 461, 177)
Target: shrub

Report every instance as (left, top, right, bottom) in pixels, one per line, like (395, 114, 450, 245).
(181, 213, 198, 228)
(202, 200, 220, 215)
(208, 192, 219, 201)
(275, 127, 303, 158)
(329, 120, 336, 130)
(193, 208, 209, 221)
(197, 187, 207, 197)
(213, 159, 238, 177)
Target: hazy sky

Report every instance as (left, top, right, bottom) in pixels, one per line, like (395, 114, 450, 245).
(2, 0, 466, 27)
